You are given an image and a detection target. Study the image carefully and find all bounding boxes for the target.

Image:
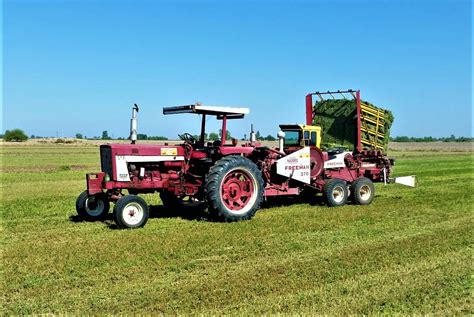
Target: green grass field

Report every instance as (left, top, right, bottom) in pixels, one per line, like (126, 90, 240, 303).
(1, 143, 472, 314)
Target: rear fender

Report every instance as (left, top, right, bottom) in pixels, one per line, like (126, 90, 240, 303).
(218, 146, 255, 156)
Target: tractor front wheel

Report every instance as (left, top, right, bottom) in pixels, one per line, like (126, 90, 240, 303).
(206, 156, 264, 222)
(323, 179, 348, 207)
(76, 190, 110, 221)
(351, 177, 375, 205)
(113, 195, 149, 229)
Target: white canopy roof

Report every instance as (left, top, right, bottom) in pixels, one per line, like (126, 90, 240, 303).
(163, 103, 249, 119)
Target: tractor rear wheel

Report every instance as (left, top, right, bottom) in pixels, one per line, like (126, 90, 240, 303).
(351, 177, 375, 205)
(206, 156, 264, 222)
(323, 179, 348, 207)
(113, 195, 149, 229)
(76, 190, 110, 221)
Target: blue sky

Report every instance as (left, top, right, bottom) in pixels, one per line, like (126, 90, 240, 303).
(3, 0, 472, 139)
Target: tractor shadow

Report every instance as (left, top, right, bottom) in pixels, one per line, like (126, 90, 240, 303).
(70, 204, 213, 229)
(148, 204, 213, 222)
(105, 205, 212, 229)
(68, 215, 85, 222)
(70, 195, 328, 229)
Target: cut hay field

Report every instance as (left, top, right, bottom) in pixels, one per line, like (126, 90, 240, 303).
(1, 142, 472, 314)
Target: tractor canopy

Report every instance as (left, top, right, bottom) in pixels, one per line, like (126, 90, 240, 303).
(163, 103, 249, 143)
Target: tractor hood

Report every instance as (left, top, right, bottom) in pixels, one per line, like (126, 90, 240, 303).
(101, 143, 186, 156)
(100, 143, 186, 182)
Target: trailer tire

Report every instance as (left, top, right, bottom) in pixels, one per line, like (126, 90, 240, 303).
(323, 179, 348, 207)
(206, 156, 264, 222)
(351, 177, 375, 205)
(113, 195, 149, 229)
(76, 190, 110, 221)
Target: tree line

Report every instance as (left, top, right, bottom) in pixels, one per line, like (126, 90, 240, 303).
(2, 128, 473, 143)
(389, 135, 473, 142)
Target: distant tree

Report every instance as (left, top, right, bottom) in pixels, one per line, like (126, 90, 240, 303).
(75, 133, 83, 139)
(0, 134, 4, 138)
(265, 134, 276, 141)
(255, 130, 264, 141)
(148, 135, 168, 140)
(393, 136, 409, 142)
(219, 129, 232, 140)
(101, 130, 111, 140)
(209, 132, 219, 141)
(5, 129, 28, 142)
(137, 134, 148, 140)
(443, 134, 456, 142)
(243, 133, 247, 140)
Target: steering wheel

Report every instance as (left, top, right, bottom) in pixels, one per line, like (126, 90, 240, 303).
(178, 133, 197, 144)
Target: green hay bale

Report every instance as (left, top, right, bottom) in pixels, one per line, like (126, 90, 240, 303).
(312, 99, 394, 151)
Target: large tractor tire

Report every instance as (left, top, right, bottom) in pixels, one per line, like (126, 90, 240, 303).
(351, 177, 375, 205)
(113, 195, 149, 229)
(160, 192, 208, 212)
(323, 179, 348, 207)
(76, 190, 110, 221)
(205, 156, 264, 222)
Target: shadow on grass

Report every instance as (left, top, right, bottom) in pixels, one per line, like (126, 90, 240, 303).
(261, 194, 325, 209)
(70, 194, 327, 229)
(148, 204, 213, 222)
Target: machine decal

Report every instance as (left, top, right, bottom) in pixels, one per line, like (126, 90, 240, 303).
(116, 155, 130, 181)
(160, 148, 178, 156)
(323, 152, 351, 169)
(276, 147, 311, 184)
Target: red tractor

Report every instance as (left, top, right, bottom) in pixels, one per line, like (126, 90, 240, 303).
(76, 90, 415, 228)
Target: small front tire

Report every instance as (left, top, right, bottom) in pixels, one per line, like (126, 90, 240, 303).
(351, 177, 375, 205)
(323, 179, 348, 207)
(113, 195, 149, 229)
(76, 190, 110, 221)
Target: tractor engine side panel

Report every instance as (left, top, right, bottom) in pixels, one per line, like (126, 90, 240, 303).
(100, 144, 186, 181)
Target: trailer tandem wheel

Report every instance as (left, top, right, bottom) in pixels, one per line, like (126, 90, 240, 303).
(206, 156, 264, 222)
(76, 190, 110, 221)
(351, 177, 375, 205)
(323, 179, 349, 207)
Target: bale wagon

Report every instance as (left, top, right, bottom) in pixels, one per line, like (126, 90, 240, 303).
(76, 90, 415, 228)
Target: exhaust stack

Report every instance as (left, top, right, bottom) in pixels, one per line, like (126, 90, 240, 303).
(130, 104, 139, 144)
(250, 124, 256, 142)
(277, 130, 285, 152)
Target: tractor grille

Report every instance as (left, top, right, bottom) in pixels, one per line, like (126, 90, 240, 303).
(100, 145, 113, 177)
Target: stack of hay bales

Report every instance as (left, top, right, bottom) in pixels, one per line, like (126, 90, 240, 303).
(312, 99, 394, 151)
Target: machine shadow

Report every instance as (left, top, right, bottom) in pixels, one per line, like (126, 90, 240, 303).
(70, 195, 326, 229)
(148, 205, 214, 222)
(260, 194, 325, 210)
